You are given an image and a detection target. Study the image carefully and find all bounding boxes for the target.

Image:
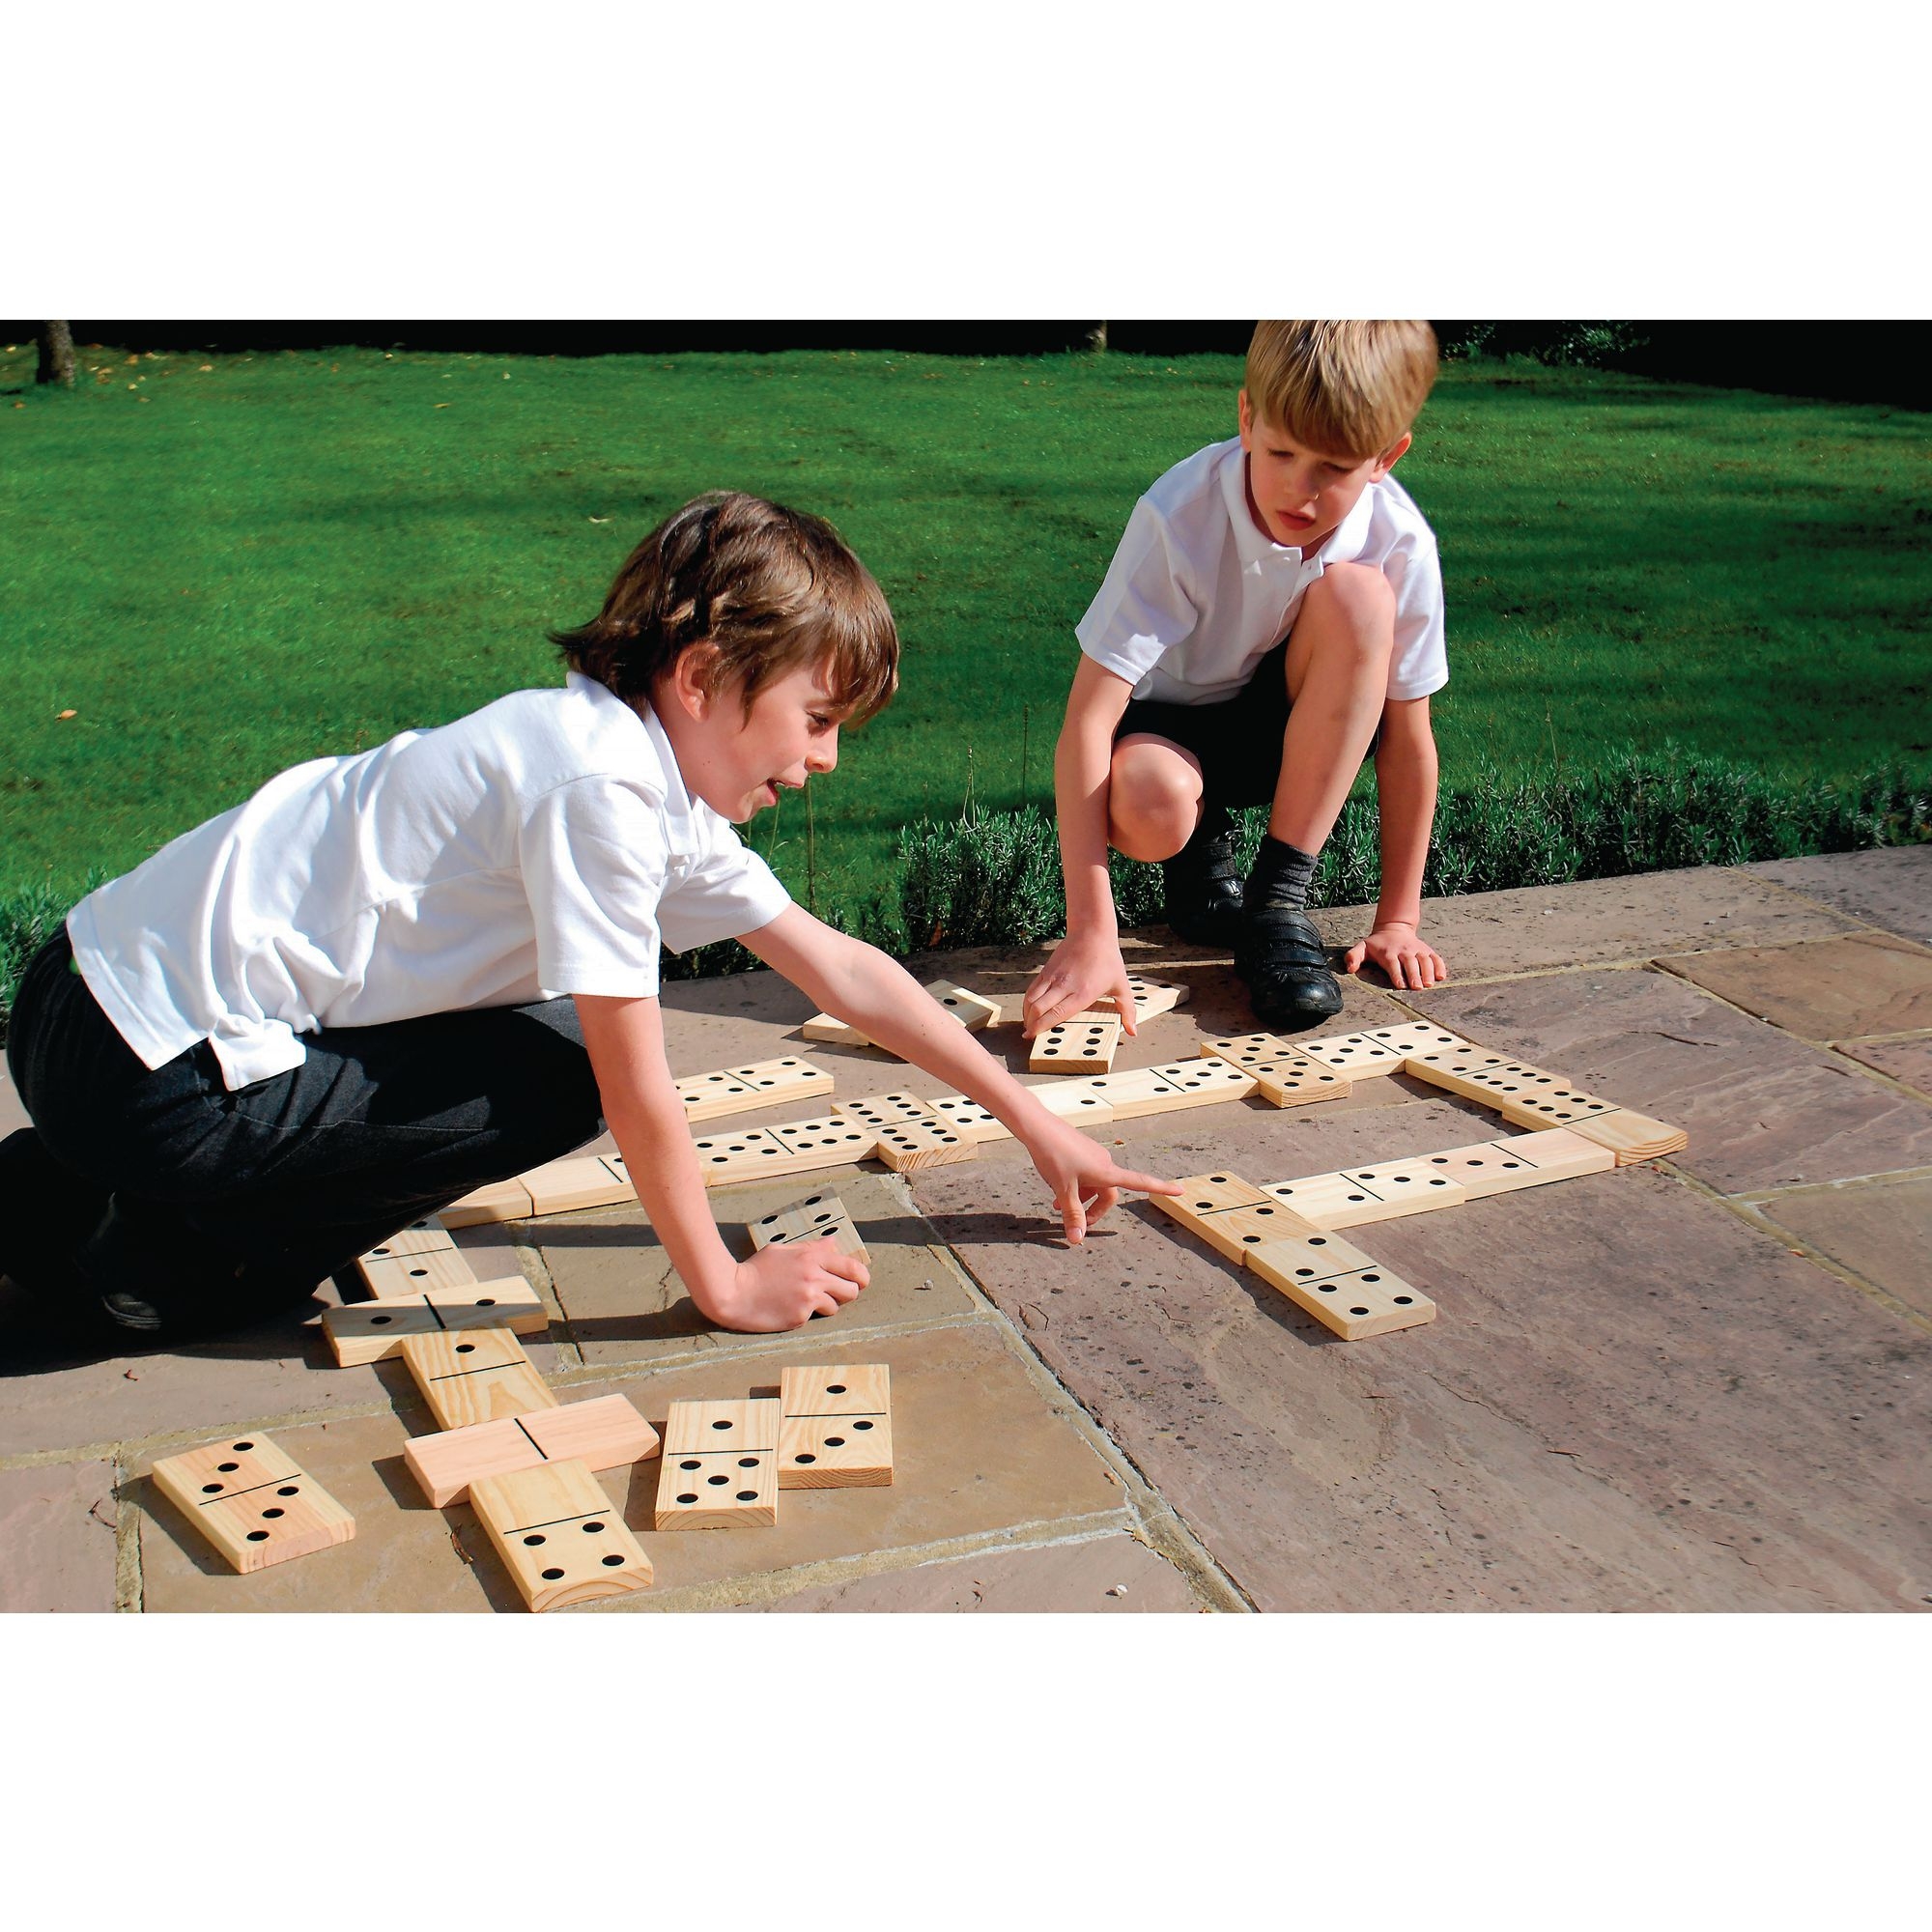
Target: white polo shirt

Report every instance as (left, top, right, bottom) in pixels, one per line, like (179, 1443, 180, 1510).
(67, 672, 791, 1091)
(1075, 436, 1448, 706)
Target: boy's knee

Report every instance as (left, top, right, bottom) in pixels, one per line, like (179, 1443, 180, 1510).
(1307, 562, 1396, 644)
(1109, 746, 1200, 861)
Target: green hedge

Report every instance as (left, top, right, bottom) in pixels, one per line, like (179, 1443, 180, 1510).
(5, 749, 1924, 1044)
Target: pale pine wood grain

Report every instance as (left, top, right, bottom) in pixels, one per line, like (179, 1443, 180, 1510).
(1247, 1247, 1436, 1339)
(871, 1115, 977, 1173)
(402, 1327, 558, 1432)
(439, 1178, 534, 1226)
(778, 1412, 894, 1489)
(406, 1396, 660, 1509)
(662, 1397, 781, 1459)
(779, 1364, 892, 1416)
(355, 1244, 479, 1298)
(150, 1434, 355, 1575)
(324, 1275, 547, 1367)
(470, 1459, 653, 1611)
(1029, 1015, 1121, 1073)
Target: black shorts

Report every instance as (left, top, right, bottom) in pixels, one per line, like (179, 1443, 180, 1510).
(1114, 639, 1293, 809)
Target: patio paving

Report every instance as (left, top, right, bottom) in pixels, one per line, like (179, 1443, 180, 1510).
(3, 852, 1927, 1613)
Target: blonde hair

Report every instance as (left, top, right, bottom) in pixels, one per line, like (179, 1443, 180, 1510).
(1244, 321, 1439, 461)
(552, 492, 898, 724)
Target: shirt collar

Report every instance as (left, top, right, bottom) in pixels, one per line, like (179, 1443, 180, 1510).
(567, 670, 701, 860)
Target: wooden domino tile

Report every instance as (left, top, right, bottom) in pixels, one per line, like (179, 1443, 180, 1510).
(799, 1011, 874, 1048)
(439, 1177, 535, 1227)
(1293, 1029, 1410, 1074)
(871, 1114, 977, 1173)
(765, 1114, 880, 1165)
(1024, 1082, 1118, 1127)
(691, 1126, 841, 1186)
(1399, 1044, 1536, 1098)
(1115, 975, 1187, 1024)
(833, 1092, 939, 1133)
(1353, 1019, 1478, 1060)
(1408, 1130, 1616, 1199)
(1332, 1156, 1470, 1215)
(357, 1217, 457, 1261)
(1065, 1065, 1191, 1122)
(1260, 1167, 1462, 1228)
(405, 1393, 660, 1508)
(1139, 1059, 1259, 1108)
(355, 1243, 479, 1298)
(926, 1094, 1014, 1144)
(324, 1274, 549, 1367)
(1029, 1015, 1122, 1073)
(777, 1365, 893, 1489)
(678, 1056, 837, 1122)
(747, 1189, 871, 1264)
(923, 980, 1002, 1029)
(1200, 1033, 1354, 1098)
(1152, 1180, 1321, 1265)
(469, 1458, 653, 1612)
(149, 1433, 355, 1575)
(401, 1326, 559, 1432)
(1240, 1227, 1381, 1286)
(1246, 1245, 1436, 1340)
(655, 1399, 780, 1529)
(521, 1153, 636, 1216)
(1554, 1107, 1688, 1163)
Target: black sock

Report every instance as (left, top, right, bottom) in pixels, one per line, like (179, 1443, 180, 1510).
(1244, 836, 1320, 915)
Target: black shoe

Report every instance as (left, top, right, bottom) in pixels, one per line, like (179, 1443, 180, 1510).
(1161, 806, 1246, 947)
(1236, 906, 1345, 1030)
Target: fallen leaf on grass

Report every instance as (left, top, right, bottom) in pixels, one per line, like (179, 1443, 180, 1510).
(587, 515, 610, 524)
(57, 709, 77, 720)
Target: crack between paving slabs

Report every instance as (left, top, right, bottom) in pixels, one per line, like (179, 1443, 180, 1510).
(921, 1222, 1258, 1612)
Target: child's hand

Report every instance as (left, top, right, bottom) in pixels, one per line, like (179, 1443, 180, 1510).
(705, 1239, 870, 1332)
(1344, 922, 1449, 990)
(1022, 1119, 1182, 1244)
(1022, 933, 1139, 1038)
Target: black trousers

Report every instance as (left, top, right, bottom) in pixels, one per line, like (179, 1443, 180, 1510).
(6, 931, 604, 1307)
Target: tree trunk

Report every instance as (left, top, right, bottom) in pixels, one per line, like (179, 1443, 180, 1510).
(36, 322, 75, 387)
(1086, 322, 1109, 353)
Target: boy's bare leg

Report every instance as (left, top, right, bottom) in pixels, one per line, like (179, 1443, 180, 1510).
(1240, 564, 1395, 1027)
(1110, 736, 1247, 945)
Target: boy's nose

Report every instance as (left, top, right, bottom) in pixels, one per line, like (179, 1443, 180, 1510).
(809, 730, 839, 774)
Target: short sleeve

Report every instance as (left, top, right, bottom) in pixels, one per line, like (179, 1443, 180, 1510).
(1383, 534, 1449, 702)
(1074, 498, 1201, 687)
(657, 828, 792, 954)
(518, 779, 669, 996)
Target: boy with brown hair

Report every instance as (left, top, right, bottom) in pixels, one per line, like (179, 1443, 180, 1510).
(6, 492, 1175, 1350)
(1024, 321, 1451, 1040)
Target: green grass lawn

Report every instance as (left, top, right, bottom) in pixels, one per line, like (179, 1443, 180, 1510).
(3, 339, 1927, 931)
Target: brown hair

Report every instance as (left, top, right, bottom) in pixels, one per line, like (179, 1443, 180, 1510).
(552, 492, 899, 724)
(1244, 321, 1439, 462)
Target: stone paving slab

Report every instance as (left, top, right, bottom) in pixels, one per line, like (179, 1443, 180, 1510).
(1411, 967, 1932, 1195)
(739, 1533, 1203, 1612)
(136, 1321, 1133, 1611)
(1313, 867, 1862, 981)
(1745, 1176, 1932, 1323)
(0, 1460, 120, 1611)
(909, 1144, 1932, 1612)
(1747, 847, 1932, 946)
(1656, 930, 1932, 1042)
(535, 1170, 979, 1366)
(1837, 1036, 1932, 1098)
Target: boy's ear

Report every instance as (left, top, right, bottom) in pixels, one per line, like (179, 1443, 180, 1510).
(666, 641, 723, 721)
(1371, 431, 1413, 480)
(1236, 387, 1253, 444)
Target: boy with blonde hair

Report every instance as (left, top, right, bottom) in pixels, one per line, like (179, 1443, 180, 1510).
(1025, 321, 1451, 1038)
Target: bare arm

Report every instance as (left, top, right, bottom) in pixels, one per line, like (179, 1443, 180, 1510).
(746, 903, 1179, 1240)
(1022, 656, 1139, 1037)
(574, 991, 868, 1331)
(1343, 695, 1449, 989)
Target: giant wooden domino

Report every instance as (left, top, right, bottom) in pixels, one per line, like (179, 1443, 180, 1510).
(150, 1432, 355, 1574)
(469, 1459, 654, 1612)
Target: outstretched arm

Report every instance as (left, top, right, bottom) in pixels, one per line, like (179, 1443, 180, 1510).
(1022, 656, 1141, 1037)
(747, 904, 1179, 1242)
(576, 991, 869, 1331)
(1343, 695, 1449, 990)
